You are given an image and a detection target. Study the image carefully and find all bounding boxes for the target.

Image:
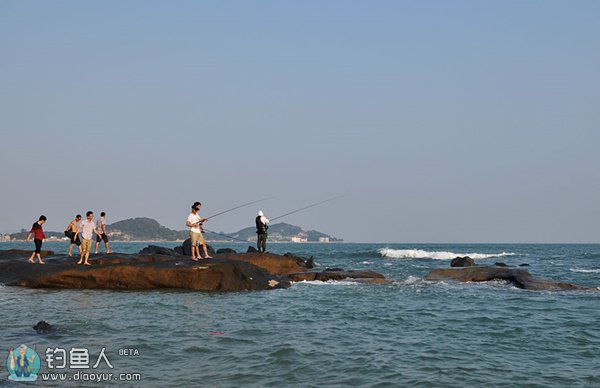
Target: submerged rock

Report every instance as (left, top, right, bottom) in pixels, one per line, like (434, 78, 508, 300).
(451, 256, 476, 267)
(424, 267, 593, 291)
(33, 320, 53, 334)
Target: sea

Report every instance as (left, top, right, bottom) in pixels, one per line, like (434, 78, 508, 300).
(1, 242, 599, 387)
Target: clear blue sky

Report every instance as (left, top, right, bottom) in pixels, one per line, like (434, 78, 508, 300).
(1, 1, 599, 242)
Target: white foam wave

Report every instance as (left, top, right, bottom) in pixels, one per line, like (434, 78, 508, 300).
(378, 248, 515, 260)
(292, 280, 360, 286)
(570, 268, 600, 274)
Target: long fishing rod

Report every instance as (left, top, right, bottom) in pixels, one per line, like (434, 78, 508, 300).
(205, 197, 274, 220)
(269, 196, 345, 222)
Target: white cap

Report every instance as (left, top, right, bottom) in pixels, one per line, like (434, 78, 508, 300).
(258, 211, 264, 216)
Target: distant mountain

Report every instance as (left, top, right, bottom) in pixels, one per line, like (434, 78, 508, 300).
(6, 218, 343, 242)
(107, 218, 188, 241)
(226, 222, 343, 242)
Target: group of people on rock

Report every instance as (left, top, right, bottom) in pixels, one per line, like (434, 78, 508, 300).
(26, 202, 272, 264)
(26, 211, 110, 265)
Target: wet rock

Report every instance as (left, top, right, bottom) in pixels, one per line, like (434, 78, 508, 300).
(288, 269, 386, 284)
(216, 251, 309, 275)
(424, 267, 593, 291)
(139, 245, 181, 256)
(33, 320, 53, 334)
(0, 250, 289, 292)
(451, 256, 476, 267)
(494, 262, 509, 267)
(520, 263, 530, 267)
(216, 248, 237, 254)
(176, 238, 215, 256)
(246, 246, 259, 253)
(325, 267, 344, 272)
(305, 256, 315, 269)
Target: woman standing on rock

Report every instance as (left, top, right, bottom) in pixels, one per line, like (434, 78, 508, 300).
(26, 215, 47, 264)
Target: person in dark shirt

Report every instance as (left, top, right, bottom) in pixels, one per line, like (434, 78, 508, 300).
(255, 211, 270, 253)
(26, 215, 47, 264)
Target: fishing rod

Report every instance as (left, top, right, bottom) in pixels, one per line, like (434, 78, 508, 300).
(269, 196, 345, 222)
(205, 196, 274, 220)
(202, 228, 249, 243)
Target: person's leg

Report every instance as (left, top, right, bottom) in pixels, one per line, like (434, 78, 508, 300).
(95, 236, 100, 254)
(28, 251, 36, 263)
(190, 233, 199, 260)
(262, 234, 267, 253)
(77, 239, 87, 264)
(257, 235, 261, 252)
(68, 243, 73, 256)
(83, 240, 91, 264)
(202, 243, 212, 258)
(104, 235, 111, 254)
(35, 239, 45, 264)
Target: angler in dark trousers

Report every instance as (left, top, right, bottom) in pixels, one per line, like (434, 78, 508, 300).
(255, 210, 269, 253)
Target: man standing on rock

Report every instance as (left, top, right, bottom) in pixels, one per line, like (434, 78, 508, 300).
(186, 202, 212, 260)
(94, 211, 111, 254)
(256, 210, 269, 253)
(65, 214, 82, 257)
(26, 215, 47, 264)
(74, 211, 103, 265)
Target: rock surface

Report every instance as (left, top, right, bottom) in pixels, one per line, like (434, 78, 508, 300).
(425, 267, 593, 291)
(451, 256, 476, 267)
(0, 249, 386, 292)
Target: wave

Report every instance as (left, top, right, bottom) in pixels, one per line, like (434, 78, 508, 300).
(378, 248, 516, 260)
(570, 268, 600, 274)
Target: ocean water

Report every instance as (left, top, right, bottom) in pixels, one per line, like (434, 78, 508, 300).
(1, 242, 599, 387)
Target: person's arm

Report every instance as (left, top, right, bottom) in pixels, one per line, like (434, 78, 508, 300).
(26, 232, 33, 241)
(8, 348, 15, 370)
(73, 225, 81, 239)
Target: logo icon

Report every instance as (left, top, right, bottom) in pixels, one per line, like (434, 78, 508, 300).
(6, 344, 41, 382)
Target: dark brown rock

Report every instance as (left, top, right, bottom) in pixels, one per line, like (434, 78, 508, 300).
(424, 267, 593, 291)
(0, 250, 288, 292)
(215, 251, 309, 275)
(175, 238, 215, 256)
(451, 256, 476, 267)
(216, 248, 237, 254)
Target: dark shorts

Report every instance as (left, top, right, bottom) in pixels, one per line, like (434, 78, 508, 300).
(67, 231, 81, 246)
(96, 233, 109, 243)
(34, 239, 43, 254)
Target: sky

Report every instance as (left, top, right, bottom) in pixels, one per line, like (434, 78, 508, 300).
(1, 0, 599, 243)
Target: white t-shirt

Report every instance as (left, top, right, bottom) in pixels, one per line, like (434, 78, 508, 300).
(96, 216, 106, 234)
(80, 220, 97, 240)
(187, 213, 202, 233)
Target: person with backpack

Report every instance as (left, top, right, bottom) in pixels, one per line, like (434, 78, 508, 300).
(255, 210, 269, 253)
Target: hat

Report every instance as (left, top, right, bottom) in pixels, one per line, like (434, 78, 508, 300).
(258, 211, 264, 216)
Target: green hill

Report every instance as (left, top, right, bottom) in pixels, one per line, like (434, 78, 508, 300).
(107, 218, 188, 241)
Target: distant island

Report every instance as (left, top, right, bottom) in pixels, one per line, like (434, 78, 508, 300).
(1, 217, 343, 243)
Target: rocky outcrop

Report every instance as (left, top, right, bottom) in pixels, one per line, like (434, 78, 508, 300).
(0, 248, 386, 292)
(216, 248, 237, 254)
(451, 256, 476, 267)
(0, 250, 288, 291)
(288, 270, 387, 284)
(174, 239, 216, 256)
(424, 267, 593, 291)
